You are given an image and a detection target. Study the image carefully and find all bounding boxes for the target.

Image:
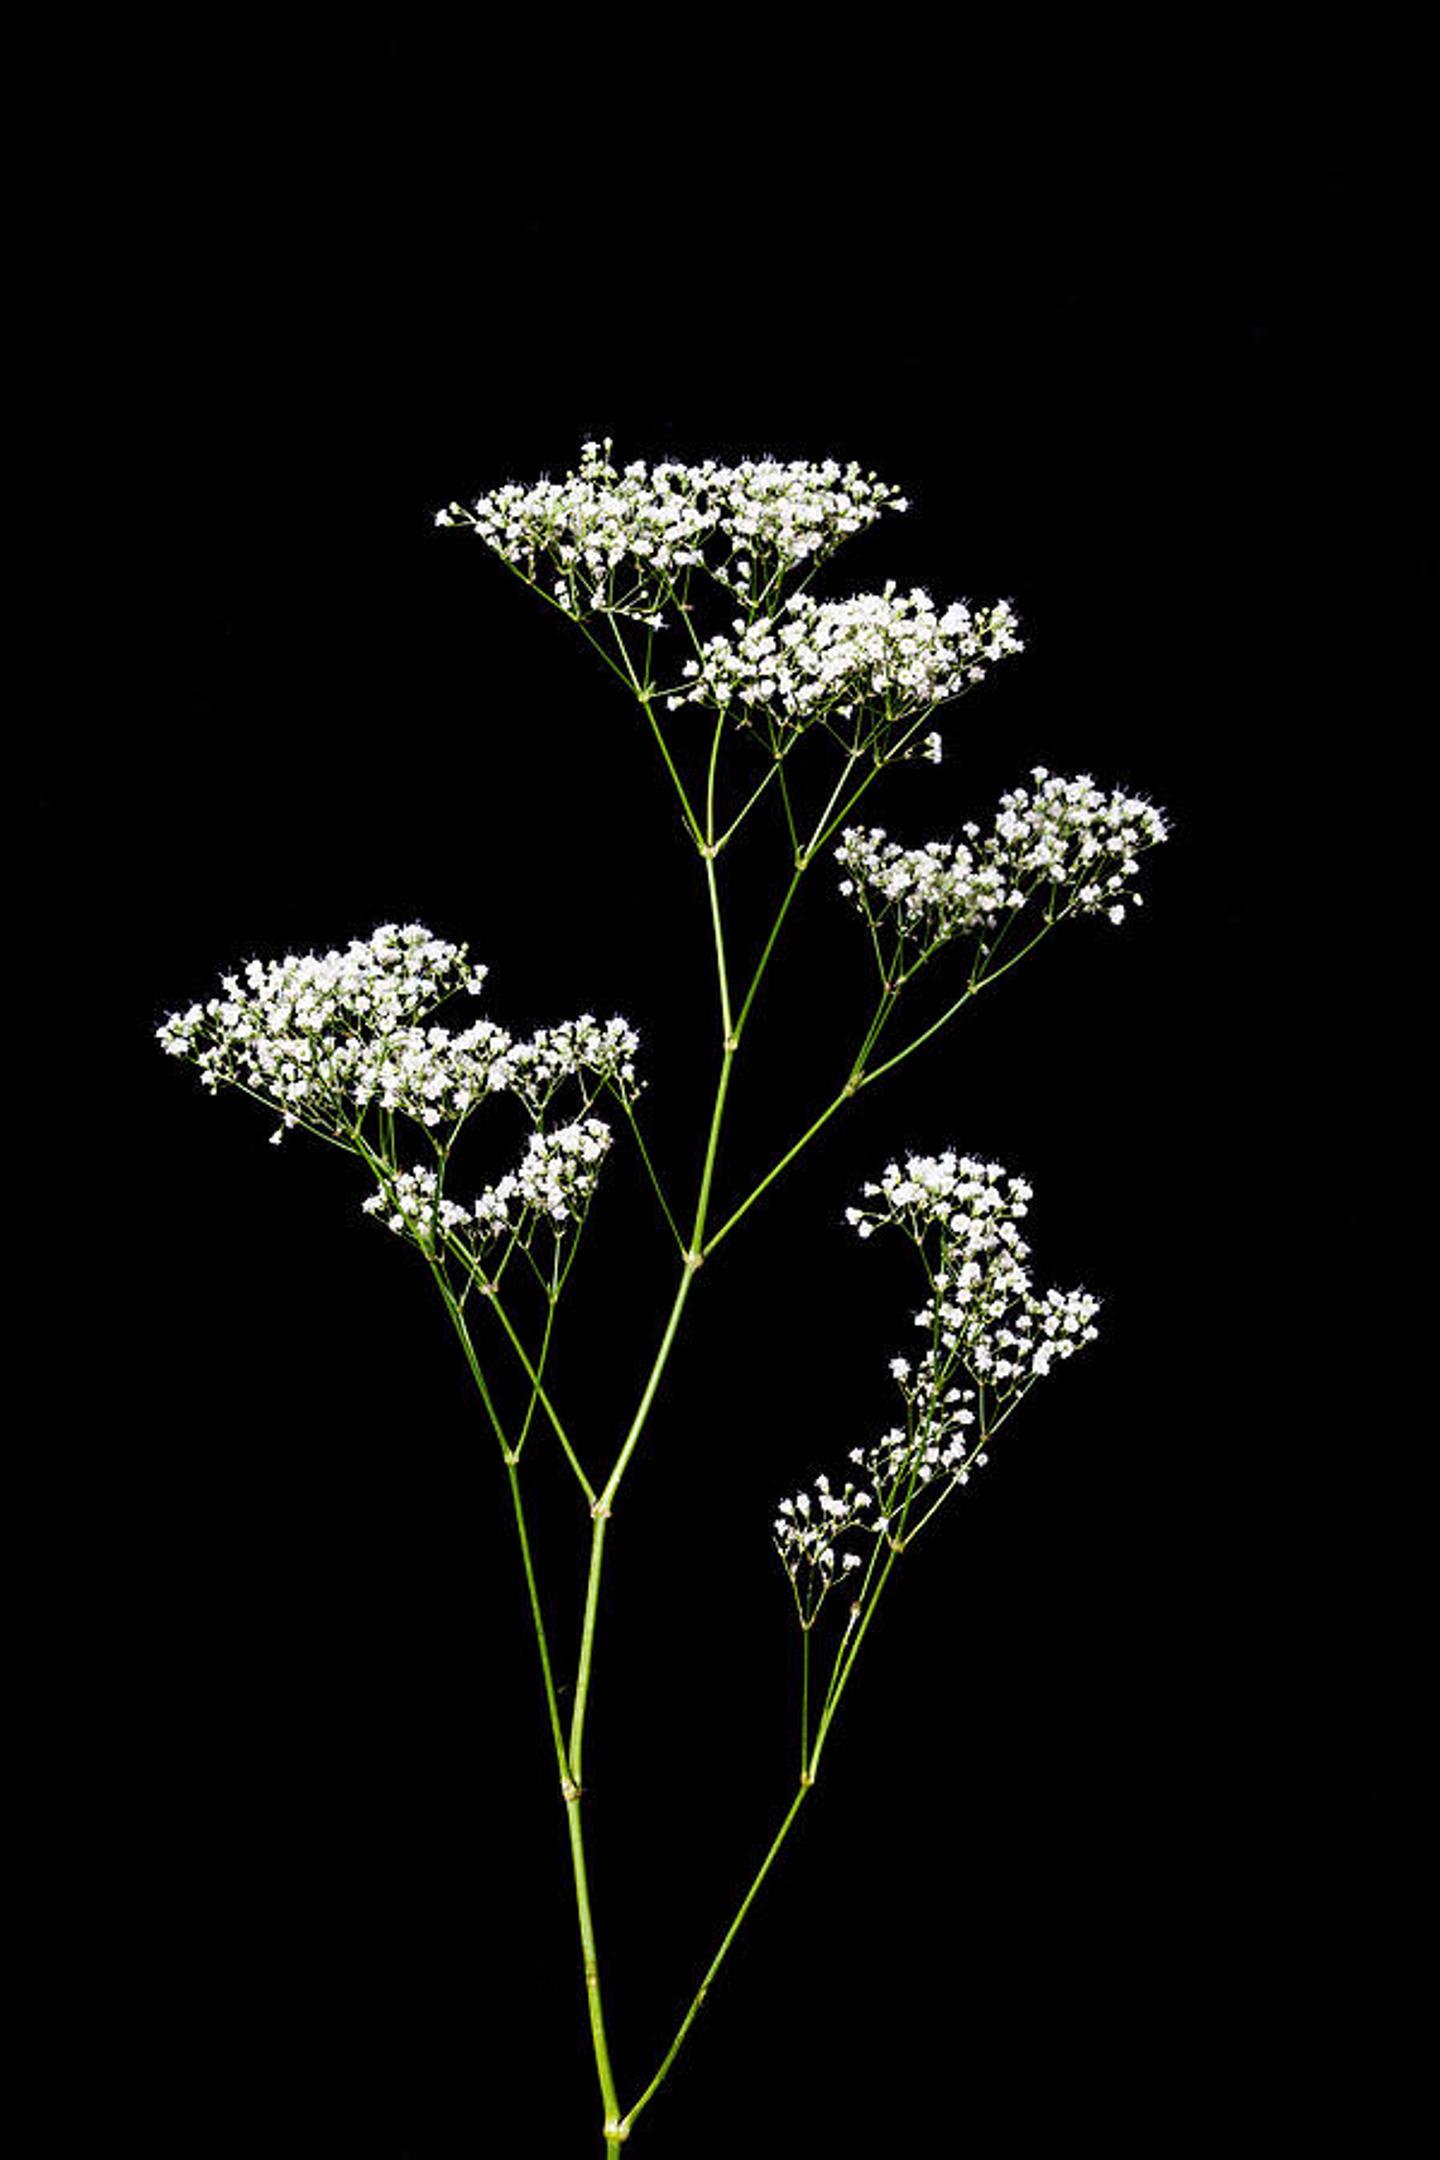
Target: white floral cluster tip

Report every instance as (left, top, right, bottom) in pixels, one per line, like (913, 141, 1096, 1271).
(157, 924, 497, 1137)
(776, 1154, 1097, 1622)
(670, 585, 1022, 750)
(436, 439, 907, 625)
(836, 767, 1169, 961)
(159, 928, 640, 1254)
(159, 926, 640, 1142)
(362, 1121, 614, 1255)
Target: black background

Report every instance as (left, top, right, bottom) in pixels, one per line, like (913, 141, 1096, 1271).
(35, 29, 1404, 2158)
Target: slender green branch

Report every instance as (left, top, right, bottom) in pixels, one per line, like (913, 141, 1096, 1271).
(733, 862, 806, 1039)
(514, 1279, 560, 1453)
(860, 920, 1055, 1089)
(701, 1082, 850, 1260)
(637, 684, 704, 845)
(447, 1247, 596, 1505)
(800, 747, 863, 863)
(568, 1514, 609, 1786)
(810, 1542, 902, 1780)
(426, 1262, 570, 1782)
(620, 1095, 687, 1256)
(618, 1780, 813, 2140)
(715, 757, 784, 851)
(427, 1261, 511, 1454)
(504, 1455, 571, 1780)
(800, 1625, 812, 1776)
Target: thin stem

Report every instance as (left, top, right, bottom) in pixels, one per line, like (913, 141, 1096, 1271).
(618, 1781, 813, 2140)
(714, 757, 783, 850)
(483, 1268, 597, 1504)
(568, 1513, 608, 1788)
(427, 1265, 569, 1779)
(701, 1082, 850, 1259)
(506, 1455, 571, 1779)
(800, 1625, 812, 1775)
(427, 1260, 511, 1455)
(733, 861, 806, 1039)
(513, 1279, 560, 1453)
(860, 920, 1055, 1089)
(620, 1094, 687, 1257)
(810, 1542, 901, 1779)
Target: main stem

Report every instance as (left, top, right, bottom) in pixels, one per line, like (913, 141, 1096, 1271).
(564, 722, 742, 2149)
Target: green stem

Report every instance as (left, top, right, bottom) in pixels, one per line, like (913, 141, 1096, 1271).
(733, 862, 806, 1038)
(428, 1267, 571, 1764)
(701, 1083, 849, 1259)
(449, 1252, 596, 1504)
(506, 1455, 570, 1780)
(565, 1762, 623, 2141)
(562, 777, 743, 2141)
(811, 1543, 901, 1779)
(618, 1781, 813, 2140)
(860, 920, 1055, 1089)
(620, 1095, 687, 1257)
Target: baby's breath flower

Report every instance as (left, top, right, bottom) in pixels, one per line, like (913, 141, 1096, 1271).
(511, 1119, 614, 1223)
(364, 1119, 616, 1260)
(846, 1148, 1097, 1396)
(780, 1153, 1097, 1621)
(835, 770, 1168, 967)
(156, 923, 500, 1140)
(361, 1162, 473, 1248)
(438, 441, 907, 626)
(674, 585, 1022, 754)
(504, 1014, 642, 1116)
(159, 930, 642, 1185)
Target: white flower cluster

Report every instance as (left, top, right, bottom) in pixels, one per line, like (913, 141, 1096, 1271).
(436, 440, 907, 625)
(774, 1354, 986, 1622)
(362, 1119, 615, 1256)
(158, 926, 642, 1147)
(835, 767, 1169, 959)
(777, 1154, 1097, 1621)
(504, 1016, 641, 1118)
(670, 585, 1022, 751)
(847, 1151, 1100, 1390)
(361, 1162, 475, 1244)
(157, 924, 498, 1139)
(846, 1149, 1034, 1246)
(774, 1471, 871, 1621)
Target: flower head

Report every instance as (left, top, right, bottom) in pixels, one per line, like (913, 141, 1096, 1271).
(836, 769, 1169, 968)
(437, 441, 909, 625)
(673, 584, 1022, 754)
(778, 1152, 1098, 1622)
